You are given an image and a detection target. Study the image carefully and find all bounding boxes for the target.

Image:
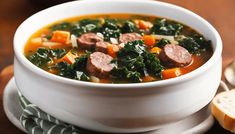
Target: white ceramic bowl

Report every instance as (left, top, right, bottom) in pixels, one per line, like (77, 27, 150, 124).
(13, 0, 222, 133)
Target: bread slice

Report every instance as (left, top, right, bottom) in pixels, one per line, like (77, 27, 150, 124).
(211, 89, 235, 133)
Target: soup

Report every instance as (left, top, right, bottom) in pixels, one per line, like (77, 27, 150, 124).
(24, 14, 213, 83)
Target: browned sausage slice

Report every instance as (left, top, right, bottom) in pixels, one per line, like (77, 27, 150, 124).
(159, 44, 192, 67)
(77, 33, 103, 50)
(95, 41, 109, 53)
(86, 52, 114, 78)
(119, 33, 143, 44)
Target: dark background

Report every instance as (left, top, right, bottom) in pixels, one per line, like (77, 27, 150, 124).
(0, 0, 234, 133)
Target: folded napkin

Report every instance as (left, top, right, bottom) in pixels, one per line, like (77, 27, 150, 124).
(19, 92, 93, 134)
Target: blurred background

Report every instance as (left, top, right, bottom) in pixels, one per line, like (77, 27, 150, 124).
(0, 0, 234, 134)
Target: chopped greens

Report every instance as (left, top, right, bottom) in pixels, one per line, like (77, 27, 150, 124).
(51, 19, 101, 37)
(56, 52, 90, 81)
(150, 18, 183, 36)
(156, 38, 171, 48)
(100, 19, 121, 41)
(50, 49, 66, 58)
(121, 20, 137, 33)
(27, 48, 66, 68)
(51, 22, 73, 31)
(111, 40, 163, 82)
(178, 34, 211, 54)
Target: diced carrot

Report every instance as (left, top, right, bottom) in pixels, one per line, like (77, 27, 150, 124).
(143, 75, 156, 82)
(51, 30, 71, 44)
(134, 20, 153, 30)
(150, 47, 162, 55)
(107, 44, 119, 58)
(29, 37, 43, 52)
(162, 68, 182, 79)
(31, 37, 42, 47)
(143, 35, 156, 47)
(139, 20, 152, 30)
(57, 51, 77, 64)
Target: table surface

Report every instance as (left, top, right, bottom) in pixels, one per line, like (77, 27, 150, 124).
(0, 0, 234, 133)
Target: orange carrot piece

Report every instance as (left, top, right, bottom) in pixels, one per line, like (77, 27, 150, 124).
(143, 75, 156, 82)
(57, 52, 77, 64)
(107, 44, 119, 58)
(134, 20, 153, 30)
(31, 37, 42, 46)
(51, 30, 70, 44)
(150, 47, 162, 55)
(143, 35, 156, 47)
(162, 68, 182, 79)
(29, 37, 43, 52)
(139, 20, 150, 29)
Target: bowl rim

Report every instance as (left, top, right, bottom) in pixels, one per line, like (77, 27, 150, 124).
(14, 0, 222, 89)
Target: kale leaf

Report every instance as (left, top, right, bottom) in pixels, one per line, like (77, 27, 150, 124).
(121, 20, 137, 33)
(156, 38, 171, 48)
(27, 48, 51, 68)
(143, 52, 164, 78)
(56, 52, 90, 81)
(50, 22, 73, 31)
(100, 19, 121, 41)
(117, 40, 146, 58)
(71, 19, 101, 36)
(111, 40, 163, 82)
(150, 18, 183, 36)
(27, 48, 66, 68)
(50, 19, 101, 37)
(50, 49, 66, 58)
(178, 34, 212, 54)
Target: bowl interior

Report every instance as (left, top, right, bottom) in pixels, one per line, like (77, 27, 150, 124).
(14, 0, 222, 87)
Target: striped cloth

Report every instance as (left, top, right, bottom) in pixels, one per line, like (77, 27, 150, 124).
(18, 92, 94, 134)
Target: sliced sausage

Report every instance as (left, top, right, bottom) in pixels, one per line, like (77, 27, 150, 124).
(159, 44, 192, 67)
(95, 41, 109, 53)
(119, 33, 143, 44)
(77, 33, 103, 50)
(86, 52, 114, 78)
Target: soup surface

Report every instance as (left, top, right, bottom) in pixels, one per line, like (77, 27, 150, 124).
(24, 14, 213, 83)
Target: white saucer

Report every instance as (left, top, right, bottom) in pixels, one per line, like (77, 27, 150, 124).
(3, 77, 214, 134)
(3, 77, 26, 132)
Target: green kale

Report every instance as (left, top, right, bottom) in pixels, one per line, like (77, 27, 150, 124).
(56, 52, 90, 81)
(111, 40, 163, 82)
(50, 22, 73, 31)
(100, 19, 121, 41)
(156, 38, 171, 48)
(70, 24, 86, 37)
(178, 34, 211, 54)
(71, 19, 101, 36)
(27, 48, 66, 68)
(56, 61, 75, 78)
(79, 19, 101, 27)
(143, 52, 164, 78)
(50, 19, 101, 37)
(27, 48, 51, 68)
(76, 71, 90, 81)
(71, 52, 90, 70)
(50, 49, 66, 58)
(117, 40, 146, 58)
(111, 67, 129, 79)
(126, 71, 142, 83)
(150, 18, 183, 36)
(121, 20, 137, 33)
